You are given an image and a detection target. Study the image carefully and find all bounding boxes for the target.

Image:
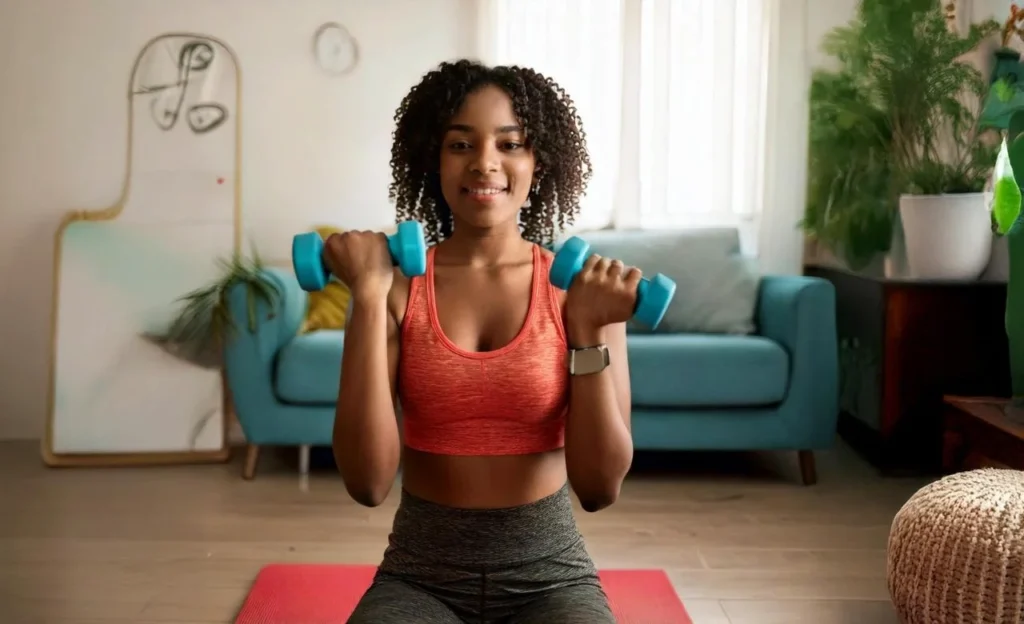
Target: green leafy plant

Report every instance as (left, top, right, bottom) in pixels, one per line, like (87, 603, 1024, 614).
(999, 112, 1024, 413)
(156, 246, 280, 368)
(803, 0, 1001, 269)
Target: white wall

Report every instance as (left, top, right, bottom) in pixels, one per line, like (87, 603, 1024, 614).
(0, 0, 1012, 441)
(0, 0, 477, 440)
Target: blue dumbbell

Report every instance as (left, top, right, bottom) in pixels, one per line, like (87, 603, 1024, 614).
(291, 221, 428, 292)
(549, 236, 677, 329)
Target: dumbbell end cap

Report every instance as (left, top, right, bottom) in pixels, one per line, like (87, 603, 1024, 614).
(292, 232, 329, 292)
(549, 236, 590, 290)
(395, 221, 428, 277)
(634, 273, 676, 330)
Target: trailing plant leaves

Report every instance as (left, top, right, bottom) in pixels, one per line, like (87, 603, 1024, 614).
(160, 244, 281, 366)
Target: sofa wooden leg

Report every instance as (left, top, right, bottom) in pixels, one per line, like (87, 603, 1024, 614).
(243, 444, 260, 480)
(299, 445, 311, 476)
(798, 450, 817, 485)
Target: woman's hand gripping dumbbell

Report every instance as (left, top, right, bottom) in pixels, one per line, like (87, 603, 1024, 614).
(550, 236, 677, 330)
(291, 221, 428, 294)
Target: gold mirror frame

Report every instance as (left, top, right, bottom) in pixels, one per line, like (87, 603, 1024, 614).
(42, 32, 243, 467)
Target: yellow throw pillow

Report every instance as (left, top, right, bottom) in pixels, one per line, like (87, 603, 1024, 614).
(300, 225, 352, 333)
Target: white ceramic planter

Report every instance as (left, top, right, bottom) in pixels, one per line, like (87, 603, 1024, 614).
(981, 233, 1010, 282)
(899, 193, 993, 280)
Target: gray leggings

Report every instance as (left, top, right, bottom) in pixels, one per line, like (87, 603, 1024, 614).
(347, 483, 615, 623)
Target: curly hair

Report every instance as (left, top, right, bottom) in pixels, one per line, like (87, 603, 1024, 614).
(388, 59, 592, 246)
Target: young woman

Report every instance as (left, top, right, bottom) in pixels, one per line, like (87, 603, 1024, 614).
(328, 59, 638, 623)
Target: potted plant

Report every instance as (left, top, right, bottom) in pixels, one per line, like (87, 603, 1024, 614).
(155, 246, 280, 368)
(803, 0, 1000, 276)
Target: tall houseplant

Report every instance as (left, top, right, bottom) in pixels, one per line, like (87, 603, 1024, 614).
(803, 0, 1000, 273)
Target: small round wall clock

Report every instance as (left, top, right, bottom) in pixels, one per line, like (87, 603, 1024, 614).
(313, 22, 359, 75)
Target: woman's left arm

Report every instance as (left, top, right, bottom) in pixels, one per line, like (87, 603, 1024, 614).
(563, 320, 633, 512)
(559, 250, 643, 512)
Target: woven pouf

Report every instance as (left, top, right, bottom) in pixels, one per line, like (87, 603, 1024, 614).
(887, 468, 1024, 624)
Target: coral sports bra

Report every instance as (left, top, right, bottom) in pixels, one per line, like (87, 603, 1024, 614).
(397, 244, 570, 456)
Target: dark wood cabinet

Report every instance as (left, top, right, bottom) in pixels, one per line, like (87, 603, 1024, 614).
(943, 396, 1024, 473)
(805, 265, 1011, 474)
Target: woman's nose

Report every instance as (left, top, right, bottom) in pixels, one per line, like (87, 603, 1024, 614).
(469, 144, 500, 173)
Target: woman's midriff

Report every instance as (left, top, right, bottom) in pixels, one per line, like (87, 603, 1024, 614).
(400, 447, 569, 509)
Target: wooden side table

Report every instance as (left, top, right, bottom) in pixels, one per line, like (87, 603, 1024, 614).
(942, 396, 1024, 472)
(804, 264, 1011, 474)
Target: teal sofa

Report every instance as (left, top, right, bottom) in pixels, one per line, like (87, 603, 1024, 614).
(224, 229, 838, 484)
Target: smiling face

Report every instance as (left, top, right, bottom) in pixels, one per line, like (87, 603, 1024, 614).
(438, 84, 536, 234)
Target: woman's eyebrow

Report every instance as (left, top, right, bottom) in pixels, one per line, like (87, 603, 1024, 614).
(445, 123, 523, 133)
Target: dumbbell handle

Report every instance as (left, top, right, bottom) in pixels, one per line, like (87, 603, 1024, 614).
(312, 233, 404, 272)
(293, 233, 401, 289)
(291, 221, 427, 292)
(549, 236, 676, 329)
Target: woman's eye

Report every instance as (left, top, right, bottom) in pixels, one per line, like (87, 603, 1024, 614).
(502, 142, 523, 150)
(449, 141, 470, 150)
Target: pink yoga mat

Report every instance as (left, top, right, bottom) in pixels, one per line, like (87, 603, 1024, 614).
(235, 563, 691, 623)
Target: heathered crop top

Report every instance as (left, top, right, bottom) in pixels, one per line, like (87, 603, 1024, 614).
(397, 244, 570, 456)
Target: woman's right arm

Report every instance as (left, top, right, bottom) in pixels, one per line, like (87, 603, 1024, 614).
(332, 286, 402, 508)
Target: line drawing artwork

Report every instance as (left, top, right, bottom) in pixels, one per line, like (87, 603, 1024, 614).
(133, 38, 229, 135)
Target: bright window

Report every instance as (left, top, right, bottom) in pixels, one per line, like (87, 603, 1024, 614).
(480, 0, 773, 234)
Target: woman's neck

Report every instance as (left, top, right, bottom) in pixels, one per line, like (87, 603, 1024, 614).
(440, 221, 531, 267)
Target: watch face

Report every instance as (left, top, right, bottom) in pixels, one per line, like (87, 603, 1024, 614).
(572, 346, 609, 375)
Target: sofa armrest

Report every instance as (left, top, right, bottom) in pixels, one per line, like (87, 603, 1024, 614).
(756, 275, 839, 448)
(223, 268, 308, 436)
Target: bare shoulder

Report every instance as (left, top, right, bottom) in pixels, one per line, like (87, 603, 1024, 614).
(536, 245, 567, 307)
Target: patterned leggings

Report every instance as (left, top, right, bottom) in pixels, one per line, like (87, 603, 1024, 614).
(346, 483, 615, 623)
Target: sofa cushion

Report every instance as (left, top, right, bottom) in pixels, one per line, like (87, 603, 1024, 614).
(627, 334, 788, 407)
(556, 228, 761, 335)
(275, 330, 344, 404)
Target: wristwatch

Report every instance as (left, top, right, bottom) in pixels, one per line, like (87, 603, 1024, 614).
(567, 344, 610, 376)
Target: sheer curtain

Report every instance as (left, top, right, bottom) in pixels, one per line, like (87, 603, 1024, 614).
(477, 0, 625, 232)
(476, 0, 807, 274)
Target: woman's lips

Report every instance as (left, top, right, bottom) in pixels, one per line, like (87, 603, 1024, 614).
(462, 186, 508, 202)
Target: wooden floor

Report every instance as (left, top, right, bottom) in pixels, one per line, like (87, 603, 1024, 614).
(0, 440, 929, 623)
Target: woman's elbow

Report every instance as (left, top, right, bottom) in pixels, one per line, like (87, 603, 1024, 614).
(332, 446, 396, 507)
(338, 461, 394, 506)
(577, 483, 622, 513)
(570, 466, 626, 512)
(344, 481, 392, 508)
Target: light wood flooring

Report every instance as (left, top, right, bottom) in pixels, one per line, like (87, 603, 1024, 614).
(0, 440, 930, 623)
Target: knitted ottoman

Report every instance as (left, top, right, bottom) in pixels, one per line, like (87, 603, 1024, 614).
(887, 469, 1024, 624)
